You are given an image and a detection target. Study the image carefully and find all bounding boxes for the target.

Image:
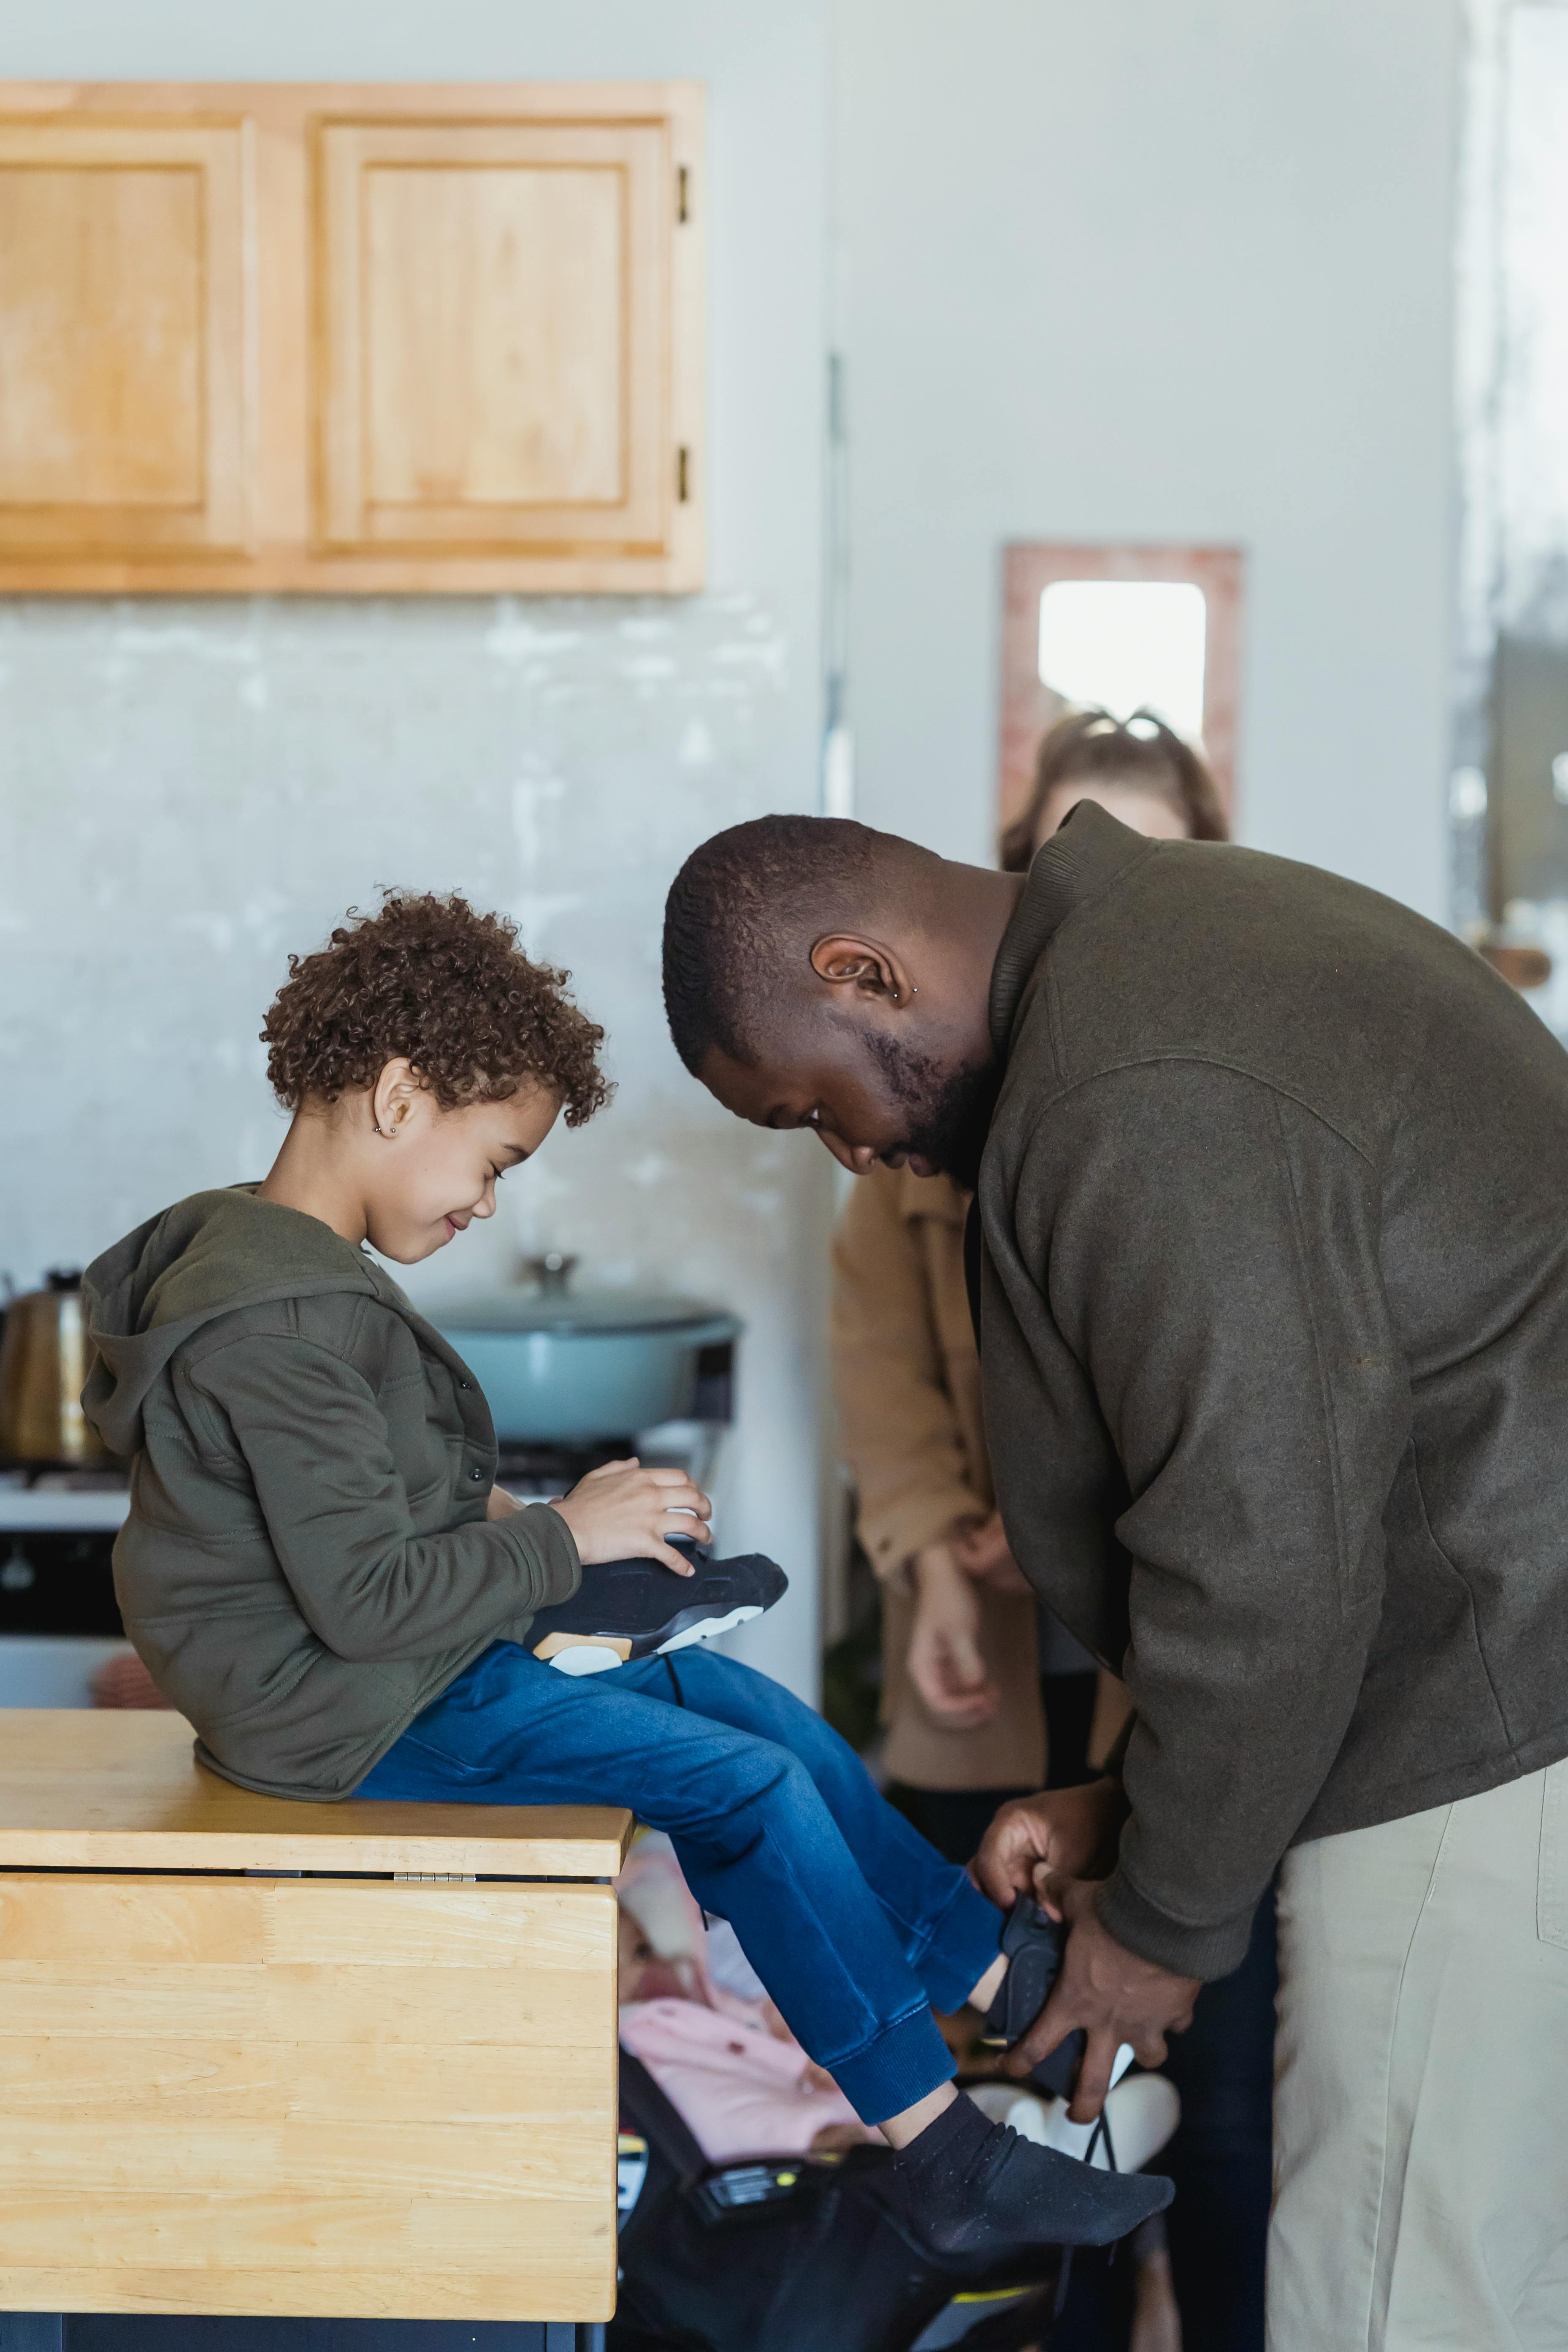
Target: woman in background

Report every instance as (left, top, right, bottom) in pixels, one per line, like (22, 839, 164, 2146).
(833, 708, 1272, 2352)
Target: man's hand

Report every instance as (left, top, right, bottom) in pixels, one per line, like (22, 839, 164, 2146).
(907, 1544, 999, 1727)
(949, 1509, 1035, 1596)
(972, 1778, 1129, 1908)
(1005, 1877, 1201, 2123)
(552, 1457, 712, 1574)
(486, 1484, 522, 1521)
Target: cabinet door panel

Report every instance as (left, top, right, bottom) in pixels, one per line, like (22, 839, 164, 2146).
(364, 162, 625, 508)
(318, 118, 669, 556)
(0, 120, 253, 556)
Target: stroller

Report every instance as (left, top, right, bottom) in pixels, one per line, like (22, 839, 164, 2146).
(611, 2051, 1062, 2352)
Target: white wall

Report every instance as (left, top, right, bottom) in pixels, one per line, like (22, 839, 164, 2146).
(0, 0, 831, 1699)
(834, 0, 1461, 918)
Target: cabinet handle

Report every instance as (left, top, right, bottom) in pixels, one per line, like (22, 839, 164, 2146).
(677, 447, 691, 504)
(677, 165, 691, 223)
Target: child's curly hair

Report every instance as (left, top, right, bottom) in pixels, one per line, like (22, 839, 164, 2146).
(261, 892, 612, 1125)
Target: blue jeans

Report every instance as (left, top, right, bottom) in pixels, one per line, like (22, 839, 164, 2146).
(358, 1642, 1003, 2123)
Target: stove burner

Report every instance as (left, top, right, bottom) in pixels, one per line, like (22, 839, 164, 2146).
(493, 1439, 637, 1496)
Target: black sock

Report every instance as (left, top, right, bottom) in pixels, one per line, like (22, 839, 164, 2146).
(889, 2086, 994, 2187)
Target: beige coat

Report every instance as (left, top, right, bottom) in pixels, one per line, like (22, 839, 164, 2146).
(832, 1165, 1047, 1791)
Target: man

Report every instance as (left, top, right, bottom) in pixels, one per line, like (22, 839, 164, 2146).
(660, 801, 1568, 2352)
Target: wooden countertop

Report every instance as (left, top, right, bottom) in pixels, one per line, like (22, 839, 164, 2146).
(0, 1710, 631, 1878)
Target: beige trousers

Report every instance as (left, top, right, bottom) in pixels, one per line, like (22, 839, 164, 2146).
(1269, 1759, 1568, 2350)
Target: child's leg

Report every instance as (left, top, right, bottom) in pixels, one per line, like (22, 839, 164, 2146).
(359, 1643, 985, 2124)
(632, 1647, 1002, 2016)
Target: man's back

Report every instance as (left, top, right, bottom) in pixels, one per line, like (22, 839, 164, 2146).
(980, 805, 1568, 1973)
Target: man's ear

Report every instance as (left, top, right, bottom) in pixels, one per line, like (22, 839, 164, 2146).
(809, 934, 918, 1005)
(370, 1057, 425, 1138)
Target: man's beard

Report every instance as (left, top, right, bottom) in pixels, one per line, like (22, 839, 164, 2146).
(864, 1032, 1002, 1192)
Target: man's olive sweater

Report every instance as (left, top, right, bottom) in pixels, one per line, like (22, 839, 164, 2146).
(978, 803, 1568, 1978)
(82, 1190, 580, 1799)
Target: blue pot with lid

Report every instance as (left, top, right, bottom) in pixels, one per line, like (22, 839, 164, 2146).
(433, 1256, 742, 1447)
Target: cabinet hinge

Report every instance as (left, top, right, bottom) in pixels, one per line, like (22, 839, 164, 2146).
(395, 1872, 477, 1883)
(677, 446, 691, 503)
(677, 165, 690, 223)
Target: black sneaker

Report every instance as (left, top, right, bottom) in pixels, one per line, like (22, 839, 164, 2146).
(889, 2091, 1171, 2257)
(529, 1546, 788, 1676)
(980, 1895, 1087, 2100)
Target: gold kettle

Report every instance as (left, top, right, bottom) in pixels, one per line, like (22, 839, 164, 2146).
(0, 1271, 111, 1466)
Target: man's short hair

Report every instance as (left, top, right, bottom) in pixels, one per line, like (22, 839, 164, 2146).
(662, 814, 891, 1074)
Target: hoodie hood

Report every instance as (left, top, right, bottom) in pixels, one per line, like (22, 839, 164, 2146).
(82, 1188, 379, 1458)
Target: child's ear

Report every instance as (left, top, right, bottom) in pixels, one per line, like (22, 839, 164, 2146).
(371, 1057, 424, 1139)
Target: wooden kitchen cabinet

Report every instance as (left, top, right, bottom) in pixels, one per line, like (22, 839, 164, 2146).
(0, 82, 704, 593)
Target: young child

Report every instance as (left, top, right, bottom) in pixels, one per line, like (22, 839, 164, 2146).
(82, 892, 1168, 2262)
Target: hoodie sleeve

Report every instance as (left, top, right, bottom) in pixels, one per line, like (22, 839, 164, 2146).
(187, 1333, 579, 1662)
(999, 1059, 1411, 1978)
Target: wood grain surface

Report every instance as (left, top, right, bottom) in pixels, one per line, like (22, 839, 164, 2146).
(0, 79, 704, 593)
(0, 115, 254, 557)
(0, 1872, 618, 2318)
(0, 1710, 631, 1877)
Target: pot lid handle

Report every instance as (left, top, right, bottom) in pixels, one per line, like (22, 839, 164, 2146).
(523, 1252, 578, 1296)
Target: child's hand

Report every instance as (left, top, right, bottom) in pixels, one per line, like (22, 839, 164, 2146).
(550, 1457, 712, 1574)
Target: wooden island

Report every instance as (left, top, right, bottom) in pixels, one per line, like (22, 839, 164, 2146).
(0, 1710, 629, 2330)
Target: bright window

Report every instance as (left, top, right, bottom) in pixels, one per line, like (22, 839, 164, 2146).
(1037, 579, 1208, 740)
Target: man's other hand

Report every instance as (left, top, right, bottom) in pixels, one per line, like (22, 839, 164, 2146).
(972, 1778, 1129, 1908)
(1004, 1877, 1201, 2123)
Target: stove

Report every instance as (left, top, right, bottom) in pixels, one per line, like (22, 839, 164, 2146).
(0, 1413, 725, 1710)
(0, 1471, 130, 1704)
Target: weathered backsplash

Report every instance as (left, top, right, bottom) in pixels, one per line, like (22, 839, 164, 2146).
(0, 591, 829, 1692)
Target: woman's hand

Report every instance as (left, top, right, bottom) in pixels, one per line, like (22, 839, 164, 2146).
(907, 1543, 1000, 1728)
(971, 1777, 1130, 1910)
(551, 1457, 712, 1574)
(950, 1510, 1034, 1596)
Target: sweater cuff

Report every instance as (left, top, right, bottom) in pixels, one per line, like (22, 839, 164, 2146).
(1095, 1865, 1256, 1981)
(501, 1502, 581, 1610)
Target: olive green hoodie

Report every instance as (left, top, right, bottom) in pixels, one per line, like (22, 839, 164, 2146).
(82, 1188, 580, 1800)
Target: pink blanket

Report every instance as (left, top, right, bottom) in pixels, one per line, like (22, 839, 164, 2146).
(617, 1832, 864, 2160)
(619, 1996, 861, 2160)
